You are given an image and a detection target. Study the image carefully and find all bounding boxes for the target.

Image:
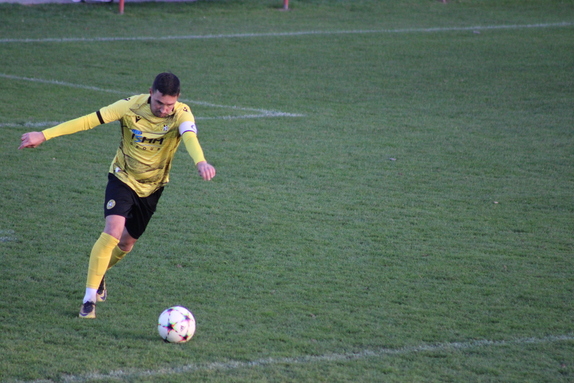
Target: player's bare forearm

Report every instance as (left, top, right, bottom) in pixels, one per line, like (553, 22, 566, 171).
(196, 161, 216, 181)
(18, 132, 46, 150)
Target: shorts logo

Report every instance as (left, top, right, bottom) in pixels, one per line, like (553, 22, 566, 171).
(106, 199, 116, 210)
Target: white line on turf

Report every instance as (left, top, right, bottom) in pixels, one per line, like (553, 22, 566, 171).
(0, 229, 17, 242)
(0, 73, 304, 122)
(19, 334, 573, 383)
(0, 22, 572, 44)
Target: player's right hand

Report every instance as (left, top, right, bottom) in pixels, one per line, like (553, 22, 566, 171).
(18, 132, 46, 149)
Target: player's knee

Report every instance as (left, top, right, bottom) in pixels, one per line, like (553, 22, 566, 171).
(118, 241, 135, 253)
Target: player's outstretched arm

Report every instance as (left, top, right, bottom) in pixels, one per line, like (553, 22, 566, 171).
(19, 132, 46, 150)
(19, 113, 105, 151)
(196, 161, 216, 181)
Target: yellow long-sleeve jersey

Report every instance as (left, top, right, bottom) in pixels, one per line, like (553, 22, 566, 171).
(42, 94, 206, 197)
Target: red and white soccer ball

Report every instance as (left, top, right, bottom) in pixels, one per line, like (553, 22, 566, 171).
(158, 306, 196, 343)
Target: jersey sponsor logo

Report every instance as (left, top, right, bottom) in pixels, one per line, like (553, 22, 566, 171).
(135, 116, 142, 123)
(130, 129, 165, 145)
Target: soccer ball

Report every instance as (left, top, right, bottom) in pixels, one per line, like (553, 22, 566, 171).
(158, 306, 196, 343)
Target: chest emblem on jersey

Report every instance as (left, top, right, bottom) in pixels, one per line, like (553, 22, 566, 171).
(130, 128, 166, 151)
(135, 116, 142, 123)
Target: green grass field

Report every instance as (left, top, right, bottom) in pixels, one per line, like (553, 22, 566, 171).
(0, 0, 573, 381)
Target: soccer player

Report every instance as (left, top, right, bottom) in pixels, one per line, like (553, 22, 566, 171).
(18, 72, 216, 318)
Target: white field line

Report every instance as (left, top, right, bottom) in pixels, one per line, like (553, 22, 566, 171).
(2, 22, 572, 123)
(0, 73, 304, 123)
(0, 22, 572, 44)
(19, 334, 574, 383)
(0, 229, 17, 242)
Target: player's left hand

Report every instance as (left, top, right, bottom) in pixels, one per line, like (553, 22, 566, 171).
(196, 161, 216, 181)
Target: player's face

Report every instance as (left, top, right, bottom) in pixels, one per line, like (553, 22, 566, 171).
(149, 89, 179, 118)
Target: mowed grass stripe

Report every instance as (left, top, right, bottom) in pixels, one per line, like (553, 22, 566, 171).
(0, 73, 304, 121)
(2, 2, 572, 381)
(0, 22, 572, 44)
(22, 334, 574, 383)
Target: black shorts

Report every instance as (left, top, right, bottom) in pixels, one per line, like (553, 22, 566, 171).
(104, 173, 164, 239)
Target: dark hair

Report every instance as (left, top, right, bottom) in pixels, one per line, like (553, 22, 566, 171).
(151, 72, 181, 96)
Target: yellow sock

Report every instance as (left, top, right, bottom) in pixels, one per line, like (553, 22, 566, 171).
(86, 233, 119, 289)
(107, 245, 130, 270)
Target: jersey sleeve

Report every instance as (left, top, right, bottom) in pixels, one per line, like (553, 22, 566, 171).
(42, 112, 103, 140)
(176, 102, 195, 123)
(42, 96, 137, 140)
(98, 97, 139, 124)
(176, 103, 205, 164)
(181, 131, 206, 165)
